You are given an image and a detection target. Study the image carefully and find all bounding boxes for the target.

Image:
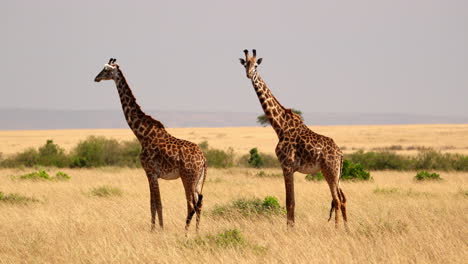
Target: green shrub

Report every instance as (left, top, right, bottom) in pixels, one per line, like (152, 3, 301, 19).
(213, 229, 245, 248)
(305, 171, 324, 181)
(1, 148, 39, 167)
(89, 185, 123, 197)
(0, 191, 39, 204)
(238, 149, 279, 168)
(260, 153, 280, 168)
(212, 196, 284, 217)
(37, 140, 69, 167)
(55, 171, 71, 181)
(206, 148, 235, 168)
(414, 171, 442, 181)
(262, 196, 281, 210)
(15, 170, 71, 181)
(182, 228, 249, 249)
(70, 136, 121, 167)
(248, 148, 264, 168)
(18, 170, 52, 180)
(414, 150, 468, 171)
(198, 141, 209, 152)
(120, 140, 142, 167)
(345, 150, 412, 170)
(346, 149, 468, 171)
(341, 160, 372, 181)
(198, 141, 234, 168)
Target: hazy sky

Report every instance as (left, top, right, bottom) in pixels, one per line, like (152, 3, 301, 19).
(1, 0, 467, 116)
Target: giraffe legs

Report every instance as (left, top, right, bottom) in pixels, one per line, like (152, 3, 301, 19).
(324, 161, 348, 229)
(282, 167, 295, 227)
(181, 175, 199, 232)
(148, 176, 163, 231)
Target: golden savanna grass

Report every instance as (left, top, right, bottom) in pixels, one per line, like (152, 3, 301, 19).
(1, 124, 468, 156)
(1, 167, 467, 263)
(1, 125, 467, 263)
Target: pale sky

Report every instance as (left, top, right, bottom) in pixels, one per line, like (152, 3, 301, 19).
(1, 0, 467, 116)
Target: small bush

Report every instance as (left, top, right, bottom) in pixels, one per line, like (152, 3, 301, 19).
(89, 185, 123, 197)
(55, 171, 71, 181)
(18, 170, 52, 180)
(198, 141, 209, 152)
(0, 191, 39, 204)
(305, 171, 324, 181)
(346, 150, 412, 170)
(1, 148, 39, 167)
(198, 141, 234, 168)
(239, 150, 280, 168)
(414, 171, 442, 181)
(15, 170, 71, 181)
(341, 160, 372, 181)
(37, 140, 69, 167)
(182, 228, 250, 250)
(213, 229, 245, 248)
(260, 153, 281, 168)
(70, 136, 121, 167)
(248, 148, 264, 168)
(119, 139, 142, 167)
(212, 196, 284, 217)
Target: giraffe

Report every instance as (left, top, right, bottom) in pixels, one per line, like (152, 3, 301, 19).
(239, 50, 347, 228)
(94, 58, 207, 232)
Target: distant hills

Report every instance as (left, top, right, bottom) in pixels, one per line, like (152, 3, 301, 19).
(0, 108, 467, 130)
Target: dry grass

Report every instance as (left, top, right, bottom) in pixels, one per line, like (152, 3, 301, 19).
(1, 124, 468, 156)
(1, 167, 467, 263)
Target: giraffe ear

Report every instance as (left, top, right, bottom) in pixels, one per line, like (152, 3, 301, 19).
(239, 58, 246, 65)
(257, 58, 263, 65)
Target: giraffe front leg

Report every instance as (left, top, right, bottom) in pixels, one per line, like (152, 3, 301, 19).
(283, 167, 295, 227)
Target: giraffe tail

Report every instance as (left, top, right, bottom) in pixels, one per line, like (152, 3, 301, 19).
(186, 163, 207, 226)
(328, 155, 344, 221)
(186, 194, 203, 225)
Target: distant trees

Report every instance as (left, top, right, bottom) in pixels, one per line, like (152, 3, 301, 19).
(256, 108, 304, 126)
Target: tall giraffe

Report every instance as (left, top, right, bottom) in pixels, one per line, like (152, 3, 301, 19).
(94, 58, 207, 231)
(239, 50, 347, 228)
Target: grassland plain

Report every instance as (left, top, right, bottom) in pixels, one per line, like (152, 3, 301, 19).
(1, 124, 468, 156)
(1, 167, 467, 263)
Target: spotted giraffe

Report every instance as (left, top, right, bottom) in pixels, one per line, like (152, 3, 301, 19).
(239, 50, 347, 228)
(94, 58, 207, 231)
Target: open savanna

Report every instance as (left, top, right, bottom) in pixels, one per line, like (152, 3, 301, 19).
(1, 124, 468, 156)
(0, 167, 467, 263)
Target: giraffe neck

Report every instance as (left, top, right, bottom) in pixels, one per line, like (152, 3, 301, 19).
(251, 72, 287, 136)
(113, 69, 165, 141)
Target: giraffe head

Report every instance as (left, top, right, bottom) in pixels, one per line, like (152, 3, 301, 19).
(94, 58, 119, 82)
(239, 49, 263, 79)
